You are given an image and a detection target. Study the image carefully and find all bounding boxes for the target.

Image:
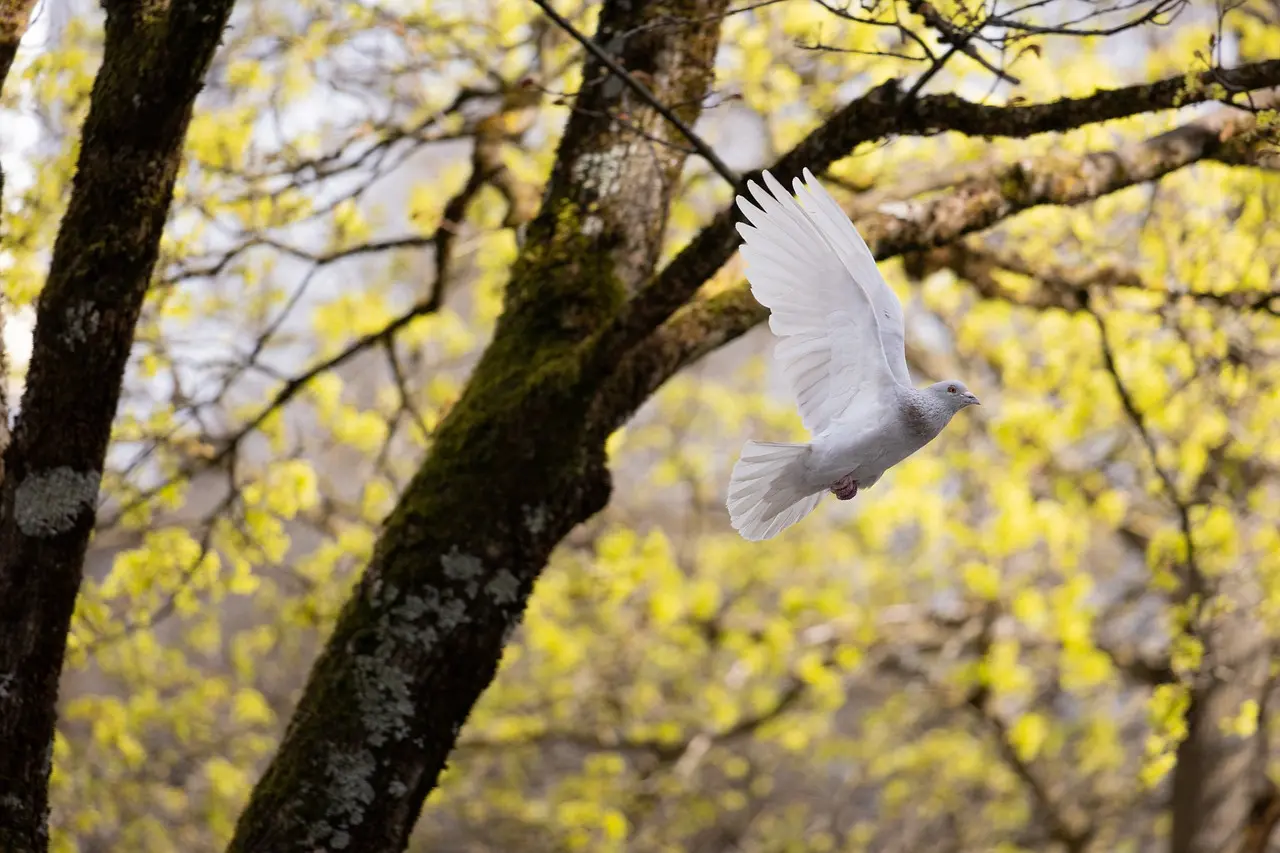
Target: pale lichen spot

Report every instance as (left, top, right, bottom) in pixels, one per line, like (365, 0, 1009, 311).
(360, 672, 413, 749)
(325, 748, 376, 831)
(425, 590, 468, 633)
(302, 747, 377, 850)
(441, 547, 484, 598)
(357, 585, 474, 748)
(355, 641, 415, 748)
(486, 569, 520, 606)
(388, 779, 408, 797)
(570, 143, 634, 199)
(14, 467, 101, 538)
(523, 504, 548, 535)
(60, 301, 100, 350)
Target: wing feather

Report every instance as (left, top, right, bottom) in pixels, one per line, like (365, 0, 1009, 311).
(792, 168, 911, 387)
(736, 170, 902, 435)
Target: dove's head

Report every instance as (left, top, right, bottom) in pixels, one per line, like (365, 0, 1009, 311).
(927, 380, 981, 413)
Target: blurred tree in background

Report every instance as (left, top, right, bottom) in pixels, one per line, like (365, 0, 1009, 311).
(2, 0, 1280, 851)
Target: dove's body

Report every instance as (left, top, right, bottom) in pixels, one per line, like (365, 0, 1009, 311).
(727, 169, 978, 541)
(805, 385, 955, 488)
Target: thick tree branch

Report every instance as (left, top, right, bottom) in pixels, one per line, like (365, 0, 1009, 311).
(589, 96, 1280, 439)
(604, 59, 1280, 359)
(907, 242, 1280, 316)
(0, 3, 237, 850)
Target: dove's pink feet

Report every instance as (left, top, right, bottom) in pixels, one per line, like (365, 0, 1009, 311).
(831, 474, 858, 500)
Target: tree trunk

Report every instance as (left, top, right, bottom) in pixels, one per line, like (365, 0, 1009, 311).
(0, 4, 235, 851)
(225, 2, 728, 850)
(1171, 569, 1272, 853)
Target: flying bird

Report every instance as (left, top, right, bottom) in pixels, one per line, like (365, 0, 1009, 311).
(726, 169, 980, 541)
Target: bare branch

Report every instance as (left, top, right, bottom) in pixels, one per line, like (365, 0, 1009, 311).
(101, 294, 445, 531)
(1086, 296, 1204, 592)
(967, 690, 1095, 851)
(903, 0, 1022, 85)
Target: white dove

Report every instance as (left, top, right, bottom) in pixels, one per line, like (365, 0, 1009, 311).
(726, 169, 980, 541)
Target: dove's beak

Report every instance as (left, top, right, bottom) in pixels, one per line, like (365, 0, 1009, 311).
(964, 393, 981, 406)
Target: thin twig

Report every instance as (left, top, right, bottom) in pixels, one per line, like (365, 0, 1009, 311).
(99, 293, 444, 530)
(1085, 294, 1203, 595)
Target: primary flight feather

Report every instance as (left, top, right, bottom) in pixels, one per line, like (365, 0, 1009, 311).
(727, 169, 980, 541)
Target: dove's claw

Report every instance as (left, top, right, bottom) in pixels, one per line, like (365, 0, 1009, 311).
(830, 474, 858, 500)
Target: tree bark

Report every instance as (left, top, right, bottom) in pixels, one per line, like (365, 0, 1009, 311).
(0, 0, 42, 478)
(225, 1, 729, 850)
(1170, 569, 1272, 853)
(0, 0, 37, 90)
(0, 4, 235, 851)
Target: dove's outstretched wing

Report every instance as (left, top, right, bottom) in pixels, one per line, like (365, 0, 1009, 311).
(792, 169, 911, 389)
(736, 170, 908, 436)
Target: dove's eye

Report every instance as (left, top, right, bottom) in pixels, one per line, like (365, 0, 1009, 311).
(947, 385, 957, 394)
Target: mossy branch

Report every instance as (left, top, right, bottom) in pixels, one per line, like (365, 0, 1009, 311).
(590, 96, 1280, 439)
(606, 59, 1280, 360)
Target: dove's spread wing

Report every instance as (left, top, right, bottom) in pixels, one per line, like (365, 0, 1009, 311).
(736, 170, 904, 435)
(792, 168, 911, 388)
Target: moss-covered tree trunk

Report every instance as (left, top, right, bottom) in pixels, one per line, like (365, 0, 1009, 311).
(225, 1, 729, 850)
(0, 4, 236, 851)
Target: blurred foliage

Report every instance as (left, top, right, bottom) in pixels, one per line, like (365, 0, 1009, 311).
(2, 0, 1280, 850)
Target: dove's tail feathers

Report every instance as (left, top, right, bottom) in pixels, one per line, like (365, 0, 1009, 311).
(727, 440, 823, 541)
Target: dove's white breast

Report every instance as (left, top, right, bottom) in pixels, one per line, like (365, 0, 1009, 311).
(798, 386, 947, 492)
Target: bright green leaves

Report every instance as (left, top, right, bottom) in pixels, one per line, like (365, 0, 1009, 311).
(1142, 683, 1191, 788)
(99, 528, 220, 607)
(962, 560, 1003, 600)
(1009, 712, 1051, 762)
